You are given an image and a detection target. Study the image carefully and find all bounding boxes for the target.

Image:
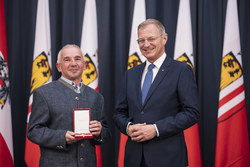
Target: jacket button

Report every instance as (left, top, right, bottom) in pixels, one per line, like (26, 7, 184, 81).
(141, 111, 144, 114)
(56, 145, 63, 149)
(75, 97, 79, 100)
(80, 157, 84, 162)
(81, 143, 85, 148)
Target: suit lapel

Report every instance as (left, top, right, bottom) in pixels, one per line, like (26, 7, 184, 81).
(136, 62, 146, 107)
(142, 56, 172, 107)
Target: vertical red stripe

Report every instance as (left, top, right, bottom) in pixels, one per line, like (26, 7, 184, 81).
(0, 133, 13, 167)
(0, 135, 13, 167)
(24, 136, 40, 167)
(184, 123, 202, 167)
(95, 85, 102, 167)
(215, 106, 250, 167)
(118, 133, 128, 167)
(0, 0, 13, 166)
(0, 0, 8, 63)
(95, 145, 102, 167)
(25, 105, 40, 167)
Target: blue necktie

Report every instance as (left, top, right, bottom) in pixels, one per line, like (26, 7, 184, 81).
(142, 64, 155, 104)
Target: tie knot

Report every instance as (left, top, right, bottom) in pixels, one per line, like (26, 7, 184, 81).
(148, 64, 155, 71)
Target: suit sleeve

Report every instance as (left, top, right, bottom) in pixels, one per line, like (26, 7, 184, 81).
(155, 64, 200, 139)
(113, 72, 133, 135)
(27, 89, 68, 150)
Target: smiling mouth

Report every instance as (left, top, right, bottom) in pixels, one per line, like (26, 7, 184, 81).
(70, 69, 79, 72)
(143, 47, 154, 51)
(144, 49, 154, 53)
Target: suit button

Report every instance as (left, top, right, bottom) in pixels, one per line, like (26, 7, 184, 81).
(81, 143, 85, 148)
(80, 157, 84, 162)
(56, 145, 63, 149)
(75, 97, 79, 100)
(141, 111, 144, 114)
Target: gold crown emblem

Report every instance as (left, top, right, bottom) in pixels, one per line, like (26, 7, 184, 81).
(127, 52, 142, 70)
(82, 54, 97, 85)
(30, 52, 51, 93)
(176, 53, 194, 70)
(220, 52, 242, 90)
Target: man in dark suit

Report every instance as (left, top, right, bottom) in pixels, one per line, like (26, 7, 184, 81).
(113, 19, 200, 167)
(27, 44, 110, 167)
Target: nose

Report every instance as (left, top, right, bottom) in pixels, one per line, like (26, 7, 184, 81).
(143, 40, 150, 47)
(70, 59, 77, 65)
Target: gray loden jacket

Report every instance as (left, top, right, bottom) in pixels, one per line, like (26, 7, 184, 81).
(27, 78, 110, 167)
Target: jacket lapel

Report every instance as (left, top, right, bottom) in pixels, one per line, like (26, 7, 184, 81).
(137, 62, 146, 107)
(142, 56, 172, 107)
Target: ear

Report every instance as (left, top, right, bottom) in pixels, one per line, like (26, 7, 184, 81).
(163, 33, 168, 44)
(56, 63, 62, 72)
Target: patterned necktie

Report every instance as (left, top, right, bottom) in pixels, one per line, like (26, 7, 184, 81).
(142, 64, 155, 104)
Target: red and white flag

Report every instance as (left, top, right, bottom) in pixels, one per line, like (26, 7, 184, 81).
(81, 0, 99, 91)
(118, 0, 146, 167)
(215, 0, 250, 166)
(0, 0, 14, 166)
(80, 0, 101, 166)
(174, 0, 202, 166)
(24, 0, 52, 166)
(127, 0, 146, 70)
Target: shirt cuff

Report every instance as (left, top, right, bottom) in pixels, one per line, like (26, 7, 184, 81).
(126, 122, 133, 135)
(154, 124, 159, 137)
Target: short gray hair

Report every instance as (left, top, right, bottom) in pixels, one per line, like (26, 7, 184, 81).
(57, 44, 84, 63)
(138, 19, 166, 35)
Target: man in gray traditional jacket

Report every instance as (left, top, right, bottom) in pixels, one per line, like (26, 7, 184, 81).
(27, 44, 110, 167)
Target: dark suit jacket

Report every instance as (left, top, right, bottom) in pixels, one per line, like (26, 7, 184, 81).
(27, 79, 110, 167)
(113, 56, 200, 167)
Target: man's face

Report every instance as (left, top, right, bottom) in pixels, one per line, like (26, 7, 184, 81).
(56, 47, 85, 82)
(138, 24, 167, 63)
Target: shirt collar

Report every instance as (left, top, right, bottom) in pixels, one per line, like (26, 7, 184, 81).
(60, 76, 83, 89)
(145, 53, 166, 69)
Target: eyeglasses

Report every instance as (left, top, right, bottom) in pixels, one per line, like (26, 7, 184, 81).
(137, 34, 163, 45)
